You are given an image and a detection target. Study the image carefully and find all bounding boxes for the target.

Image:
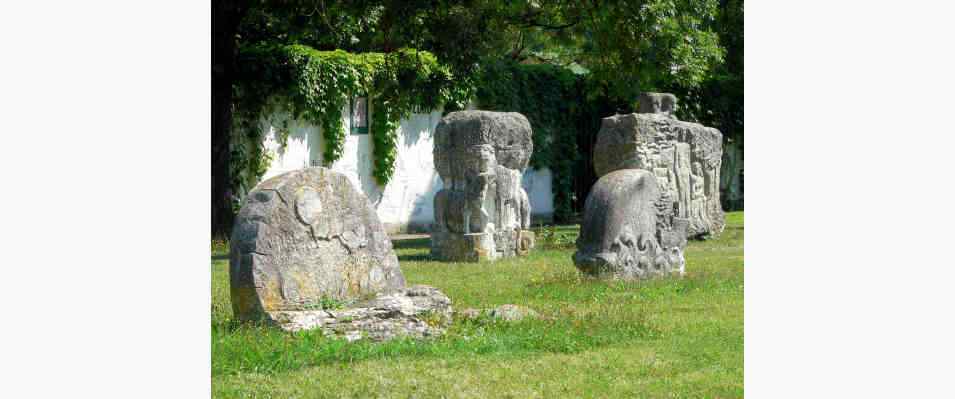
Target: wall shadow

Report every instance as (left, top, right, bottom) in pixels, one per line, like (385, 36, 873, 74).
(392, 236, 433, 262)
(392, 237, 430, 250)
(398, 253, 435, 262)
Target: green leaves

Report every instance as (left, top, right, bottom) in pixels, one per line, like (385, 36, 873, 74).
(475, 61, 582, 221)
(233, 44, 469, 194)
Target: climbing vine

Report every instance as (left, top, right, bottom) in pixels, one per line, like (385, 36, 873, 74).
(232, 46, 620, 223)
(231, 44, 470, 196)
(475, 62, 588, 222)
(474, 61, 633, 222)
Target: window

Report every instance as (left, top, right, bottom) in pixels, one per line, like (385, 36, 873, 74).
(351, 96, 368, 135)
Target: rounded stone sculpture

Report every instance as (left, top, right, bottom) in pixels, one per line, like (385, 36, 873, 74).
(431, 110, 535, 261)
(229, 167, 406, 323)
(574, 169, 686, 279)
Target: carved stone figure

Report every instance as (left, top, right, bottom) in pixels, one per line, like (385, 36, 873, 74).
(230, 167, 451, 339)
(690, 161, 710, 233)
(431, 111, 535, 261)
(574, 93, 721, 280)
(637, 92, 679, 118)
(593, 96, 724, 238)
(573, 169, 687, 279)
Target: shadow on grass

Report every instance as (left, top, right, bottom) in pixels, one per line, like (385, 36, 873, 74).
(399, 253, 435, 262)
(392, 237, 430, 250)
(393, 237, 434, 262)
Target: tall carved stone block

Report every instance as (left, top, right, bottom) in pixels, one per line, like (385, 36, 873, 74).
(431, 111, 535, 261)
(574, 93, 722, 280)
(593, 94, 725, 238)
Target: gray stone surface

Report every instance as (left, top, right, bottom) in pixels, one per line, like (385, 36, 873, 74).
(593, 99, 724, 237)
(516, 230, 536, 256)
(271, 285, 453, 341)
(431, 111, 535, 261)
(456, 304, 540, 322)
(637, 92, 678, 118)
(574, 169, 687, 280)
(488, 304, 540, 322)
(230, 167, 406, 323)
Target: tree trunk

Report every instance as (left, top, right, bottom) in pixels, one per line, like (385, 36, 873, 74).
(212, 0, 248, 238)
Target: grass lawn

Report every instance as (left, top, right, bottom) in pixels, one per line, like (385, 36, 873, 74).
(212, 212, 743, 398)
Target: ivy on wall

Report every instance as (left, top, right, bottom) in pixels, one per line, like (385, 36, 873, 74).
(231, 44, 470, 196)
(232, 46, 618, 223)
(475, 62, 587, 222)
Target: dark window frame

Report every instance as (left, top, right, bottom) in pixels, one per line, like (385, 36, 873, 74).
(350, 96, 369, 135)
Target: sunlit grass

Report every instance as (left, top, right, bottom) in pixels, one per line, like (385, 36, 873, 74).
(212, 211, 743, 397)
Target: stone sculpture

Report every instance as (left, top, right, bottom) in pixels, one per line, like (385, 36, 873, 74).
(574, 169, 687, 279)
(430, 110, 535, 261)
(636, 92, 678, 118)
(593, 93, 724, 237)
(230, 167, 451, 340)
(574, 93, 723, 280)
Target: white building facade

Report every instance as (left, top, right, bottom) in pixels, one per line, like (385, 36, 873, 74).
(253, 101, 554, 233)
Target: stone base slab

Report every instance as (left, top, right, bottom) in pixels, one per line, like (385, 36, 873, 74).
(430, 231, 499, 262)
(517, 230, 535, 256)
(431, 230, 536, 262)
(269, 285, 452, 341)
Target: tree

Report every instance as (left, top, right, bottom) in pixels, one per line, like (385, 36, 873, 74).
(666, 0, 743, 209)
(489, 0, 725, 100)
(212, 0, 736, 234)
(212, 0, 249, 237)
(213, 0, 518, 237)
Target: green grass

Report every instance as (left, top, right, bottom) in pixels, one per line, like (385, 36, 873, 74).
(212, 211, 743, 398)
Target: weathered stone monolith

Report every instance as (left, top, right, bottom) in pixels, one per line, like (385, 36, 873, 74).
(230, 167, 451, 340)
(573, 169, 687, 279)
(593, 95, 724, 238)
(574, 93, 722, 279)
(431, 111, 535, 261)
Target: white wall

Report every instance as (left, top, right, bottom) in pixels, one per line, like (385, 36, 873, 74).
(522, 167, 554, 222)
(257, 102, 554, 232)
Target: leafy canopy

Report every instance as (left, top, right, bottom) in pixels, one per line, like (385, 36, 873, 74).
(229, 0, 732, 204)
(231, 44, 469, 192)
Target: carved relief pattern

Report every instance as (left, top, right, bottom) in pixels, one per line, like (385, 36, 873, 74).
(573, 170, 686, 280)
(593, 111, 724, 238)
(430, 111, 535, 261)
(575, 94, 722, 280)
(229, 167, 406, 323)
